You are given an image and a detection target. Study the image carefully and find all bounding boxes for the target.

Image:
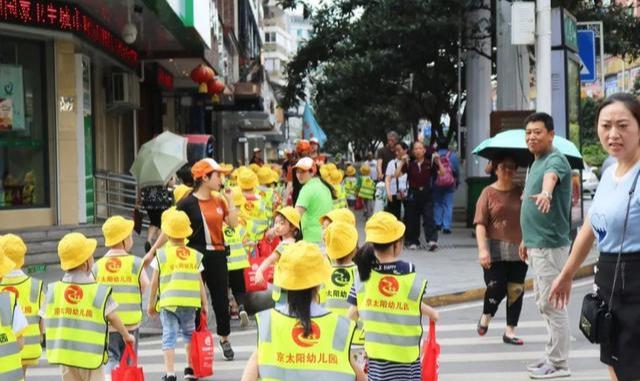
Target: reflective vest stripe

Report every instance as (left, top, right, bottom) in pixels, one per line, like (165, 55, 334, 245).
(47, 339, 105, 354)
(160, 272, 200, 283)
(29, 279, 40, 304)
(157, 250, 167, 263)
(366, 332, 421, 346)
(228, 255, 248, 264)
(93, 285, 110, 309)
(326, 299, 350, 310)
(26, 316, 39, 324)
(23, 336, 40, 345)
(111, 285, 141, 294)
(359, 310, 421, 325)
(0, 341, 20, 357)
(0, 278, 42, 361)
(257, 310, 271, 342)
(0, 292, 12, 323)
(260, 365, 355, 381)
(408, 276, 426, 301)
(47, 318, 106, 332)
(332, 316, 352, 351)
(0, 368, 23, 381)
(160, 290, 200, 299)
(117, 303, 142, 312)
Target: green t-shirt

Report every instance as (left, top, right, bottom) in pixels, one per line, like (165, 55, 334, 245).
(520, 147, 572, 248)
(296, 177, 334, 243)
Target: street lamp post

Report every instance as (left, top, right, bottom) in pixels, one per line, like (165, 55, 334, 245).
(536, 0, 552, 113)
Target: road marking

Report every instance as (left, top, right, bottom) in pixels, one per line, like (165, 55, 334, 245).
(440, 369, 609, 381)
(26, 361, 249, 376)
(437, 334, 576, 346)
(440, 348, 599, 363)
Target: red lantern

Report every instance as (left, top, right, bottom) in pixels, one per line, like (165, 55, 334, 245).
(207, 78, 226, 94)
(190, 64, 214, 84)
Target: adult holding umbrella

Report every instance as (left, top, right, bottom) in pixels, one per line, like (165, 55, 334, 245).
(144, 158, 239, 361)
(130, 131, 188, 251)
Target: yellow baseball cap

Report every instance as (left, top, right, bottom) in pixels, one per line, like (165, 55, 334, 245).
(173, 184, 193, 203)
(249, 163, 261, 173)
(329, 169, 344, 185)
(102, 216, 135, 247)
(360, 165, 371, 176)
(257, 166, 275, 185)
(275, 206, 301, 229)
(324, 222, 358, 259)
(0, 252, 15, 278)
(323, 163, 337, 172)
(230, 186, 246, 207)
(345, 165, 356, 176)
(58, 233, 97, 271)
(365, 211, 405, 244)
(320, 208, 356, 226)
(237, 167, 259, 191)
(0, 234, 27, 269)
(161, 209, 193, 239)
(274, 241, 332, 290)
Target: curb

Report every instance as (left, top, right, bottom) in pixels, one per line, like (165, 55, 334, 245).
(425, 262, 596, 307)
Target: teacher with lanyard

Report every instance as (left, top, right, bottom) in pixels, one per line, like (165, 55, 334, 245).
(145, 158, 239, 360)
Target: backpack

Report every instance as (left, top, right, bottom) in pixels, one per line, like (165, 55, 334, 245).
(435, 151, 455, 188)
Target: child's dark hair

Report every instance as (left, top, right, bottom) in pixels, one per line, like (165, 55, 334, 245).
(287, 287, 315, 337)
(355, 241, 400, 281)
(177, 165, 194, 187)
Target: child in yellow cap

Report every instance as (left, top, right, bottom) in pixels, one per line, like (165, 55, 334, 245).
(237, 167, 269, 245)
(344, 165, 358, 209)
(254, 207, 301, 287)
(347, 212, 438, 381)
(357, 165, 375, 218)
(94, 216, 149, 376)
(241, 241, 366, 381)
(0, 246, 29, 381)
(42, 232, 134, 381)
(0, 234, 44, 373)
(320, 208, 357, 230)
(147, 209, 208, 381)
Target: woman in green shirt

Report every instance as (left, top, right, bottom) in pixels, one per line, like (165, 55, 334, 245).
(294, 157, 336, 243)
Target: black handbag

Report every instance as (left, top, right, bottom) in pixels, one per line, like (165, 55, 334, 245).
(579, 168, 640, 344)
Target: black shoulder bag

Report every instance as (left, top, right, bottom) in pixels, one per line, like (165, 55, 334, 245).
(579, 168, 640, 344)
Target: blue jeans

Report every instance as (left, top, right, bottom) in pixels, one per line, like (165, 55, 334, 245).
(433, 187, 454, 230)
(106, 329, 140, 374)
(160, 307, 197, 350)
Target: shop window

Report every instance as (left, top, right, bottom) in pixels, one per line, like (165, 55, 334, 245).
(0, 37, 49, 209)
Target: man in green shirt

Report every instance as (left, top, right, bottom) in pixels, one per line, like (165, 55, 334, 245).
(294, 157, 334, 243)
(519, 112, 572, 379)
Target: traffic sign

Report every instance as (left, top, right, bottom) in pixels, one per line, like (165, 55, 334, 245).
(578, 30, 597, 83)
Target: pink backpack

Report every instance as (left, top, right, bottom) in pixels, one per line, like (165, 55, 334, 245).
(435, 151, 455, 188)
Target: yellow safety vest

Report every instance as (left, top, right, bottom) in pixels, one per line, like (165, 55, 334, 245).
(323, 265, 364, 345)
(0, 292, 24, 381)
(94, 255, 144, 326)
(358, 177, 375, 200)
(44, 282, 110, 369)
(157, 246, 203, 309)
(258, 186, 275, 218)
(0, 276, 43, 361)
(356, 270, 426, 363)
(244, 196, 269, 242)
(344, 178, 357, 198)
(256, 309, 355, 381)
(332, 185, 347, 209)
(224, 225, 249, 271)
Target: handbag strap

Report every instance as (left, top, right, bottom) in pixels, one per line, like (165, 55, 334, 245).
(608, 168, 640, 312)
(121, 343, 137, 367)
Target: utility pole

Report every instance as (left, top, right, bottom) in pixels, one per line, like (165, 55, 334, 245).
(535, 0, 552, 113)
(497, 0, 530, 110)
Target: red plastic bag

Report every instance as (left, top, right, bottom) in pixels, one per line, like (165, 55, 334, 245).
(244, 255, 274, 292)
(421, 320, 440, 381)
(257, 235, 281, 258)
(190, 311, 215, 378)
(112, 343, 144, 381)
(354, 197, 364, 210)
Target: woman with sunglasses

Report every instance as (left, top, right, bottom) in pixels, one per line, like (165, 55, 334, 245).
(473, 156, 527, 345)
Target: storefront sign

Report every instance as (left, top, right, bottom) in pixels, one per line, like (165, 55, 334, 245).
(0, 0, 139, 67)
(156, 65, 174, 91)
(0, 64, 25, 131)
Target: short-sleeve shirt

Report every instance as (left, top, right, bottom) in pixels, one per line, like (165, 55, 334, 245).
(177, 194, 229, 252)
(296, 177, 334, 243)
(588, 161, 640, 253)
(520, 147, 572, 248)
(385, 159, 408, 196)
(474, 186, 523, 244)
(377, 146, 396, 176)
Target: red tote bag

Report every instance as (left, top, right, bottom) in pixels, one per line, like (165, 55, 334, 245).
(421, 320, 441, 381)
(244, 255, 274, 292)
(112, 343, 144, 381)
(190, 311, 215, 378)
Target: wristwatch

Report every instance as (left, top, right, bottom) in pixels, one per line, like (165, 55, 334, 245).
(541, 191, 553, 201)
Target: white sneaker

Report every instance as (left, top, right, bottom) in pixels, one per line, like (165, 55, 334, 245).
(529, 363, 570, 379)
(526, 359, 547, 372)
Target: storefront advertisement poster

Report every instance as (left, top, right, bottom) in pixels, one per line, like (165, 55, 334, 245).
(0, 64, 25, 131)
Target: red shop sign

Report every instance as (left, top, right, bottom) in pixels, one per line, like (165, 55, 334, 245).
(0, 0, 139, 68)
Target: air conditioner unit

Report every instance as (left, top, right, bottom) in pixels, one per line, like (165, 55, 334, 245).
(108, 72, 140, 110)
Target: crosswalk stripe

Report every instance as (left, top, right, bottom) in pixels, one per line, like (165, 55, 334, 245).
(440, 348, 600, 363)
(432, 320, 548, 332)
(440, 369, 609, 381)
(438, 334, 571, 346)
(26, 361, 249, 376)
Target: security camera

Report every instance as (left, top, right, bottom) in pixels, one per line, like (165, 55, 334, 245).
(122, 23, 137, 44)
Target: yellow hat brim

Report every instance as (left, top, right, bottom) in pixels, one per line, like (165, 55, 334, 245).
(274, 257, 332, 290)
(366, 222, 405, 244)
(104, 220, 135, 247)
(60, 239, 97, 271)
(326, 236, 358, 259)
(276, 208, 300, 229)
(162, 225, 193, 240)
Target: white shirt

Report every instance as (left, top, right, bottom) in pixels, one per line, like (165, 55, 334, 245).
(367, 160, 378, 180)
(385, 159, 408, 196)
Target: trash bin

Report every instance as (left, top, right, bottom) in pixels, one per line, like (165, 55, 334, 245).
(466, 176, 492, 228)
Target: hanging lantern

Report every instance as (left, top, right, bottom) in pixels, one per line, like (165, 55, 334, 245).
(207, 78, 226, 94)
(198, 82, 208, 93)
(190, 64, 214, 84)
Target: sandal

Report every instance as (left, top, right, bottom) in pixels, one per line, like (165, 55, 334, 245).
(476, 318, 488, 336)
(502, 334, 524, 345)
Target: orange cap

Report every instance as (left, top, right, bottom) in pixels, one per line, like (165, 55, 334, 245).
(191, 158, 231, 180)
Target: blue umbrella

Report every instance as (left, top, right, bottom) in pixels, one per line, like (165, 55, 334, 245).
(472, 129, 583, 169)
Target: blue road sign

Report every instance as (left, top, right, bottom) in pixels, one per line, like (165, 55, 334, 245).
(578, 30, 596, 83)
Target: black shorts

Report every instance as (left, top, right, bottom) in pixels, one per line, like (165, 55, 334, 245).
(596, 252, 640, 380)
(146, 209, 163, 228)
